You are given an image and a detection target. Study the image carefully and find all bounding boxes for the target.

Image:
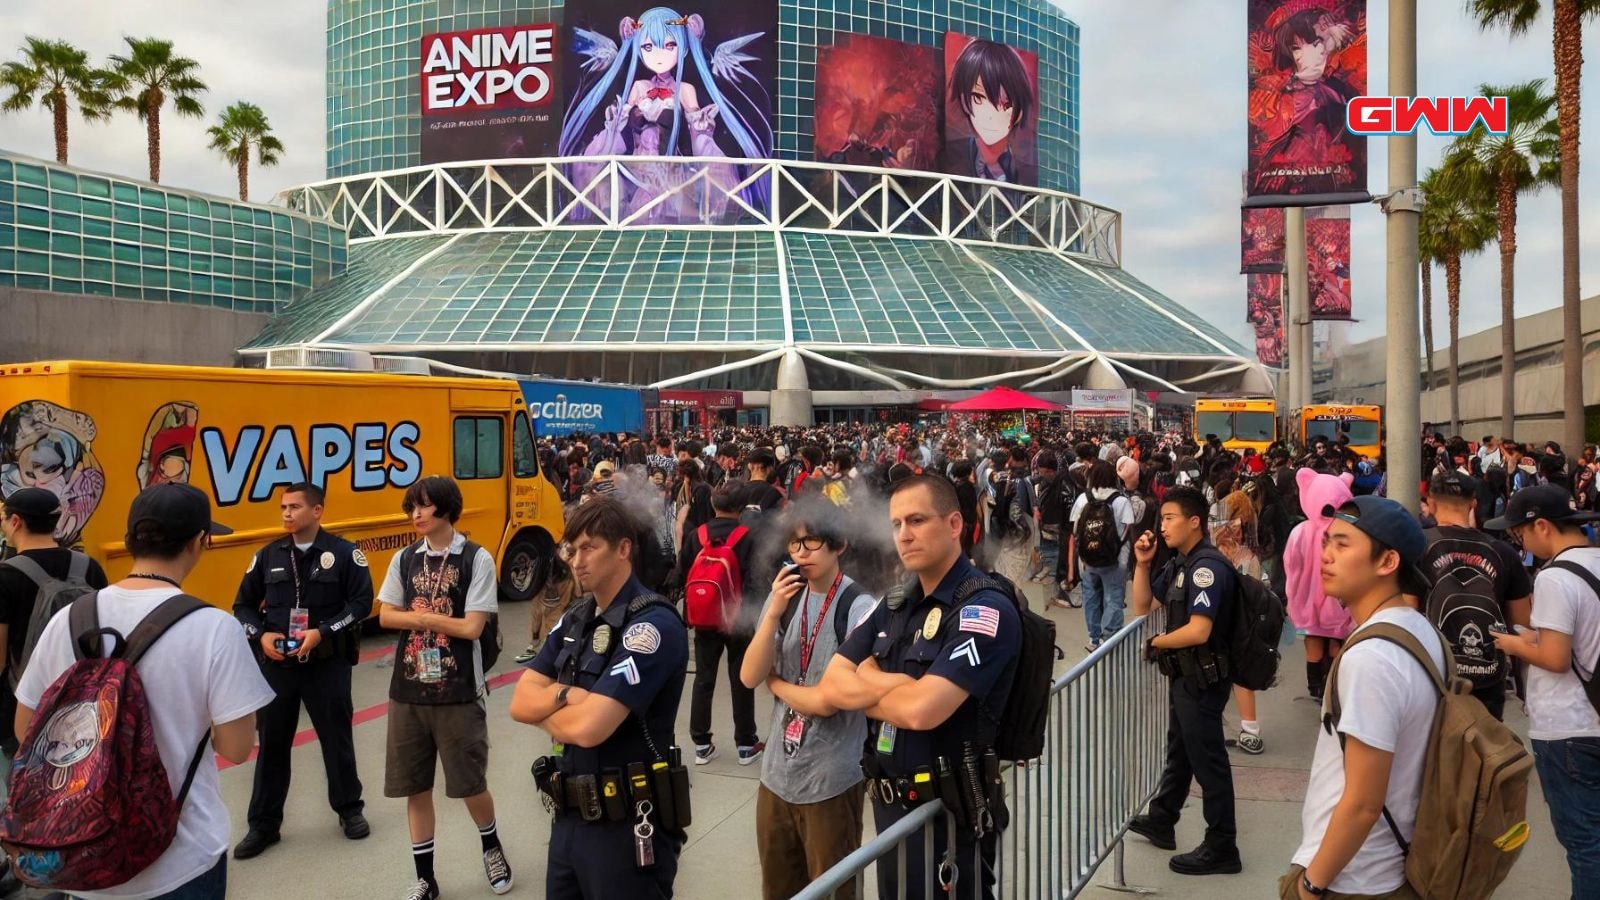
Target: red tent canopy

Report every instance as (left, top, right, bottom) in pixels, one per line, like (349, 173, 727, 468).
(945, 385, 1065, 412)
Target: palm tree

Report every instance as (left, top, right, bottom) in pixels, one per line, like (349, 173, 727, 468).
(1419, 243, 1438, 393)
(0, 37, 114, 164)
(106, 37, 206, 183)
(1420, 168, 1497, 435)
(207, 102, 283, 201)
(1470, 0, 1600, 453)
(1439, 80, 1560, 438)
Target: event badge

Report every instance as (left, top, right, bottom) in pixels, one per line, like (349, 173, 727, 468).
(288, 607, 308, 642)
(781, 708, 808, 757)
(877, 723, 896, 755)
(418, 646, 443, 683)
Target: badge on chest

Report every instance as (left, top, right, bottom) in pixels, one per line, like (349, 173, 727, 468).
(592, 623, 614, 656)
(921, 607, 942, 641)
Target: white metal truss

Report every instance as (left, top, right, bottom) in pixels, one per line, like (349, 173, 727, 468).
(279, 156, 1123, 267)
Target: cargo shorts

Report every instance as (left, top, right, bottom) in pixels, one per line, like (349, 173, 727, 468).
(384, 698, 490, 799)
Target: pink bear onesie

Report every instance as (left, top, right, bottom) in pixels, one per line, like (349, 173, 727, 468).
(1282, 468, 1356, 640)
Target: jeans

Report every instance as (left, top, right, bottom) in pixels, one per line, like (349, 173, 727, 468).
(1033, 533, 1060, 581)
(1531, 737, 1600, 900)
(89, 853, 227, 900)
(690, 627, 758, 748)
(1080, 564, 1127, 644)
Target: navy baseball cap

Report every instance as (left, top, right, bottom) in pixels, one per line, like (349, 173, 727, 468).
(1428, 471, 1479, 500)
(1323, 495, 1430, 595)
(127, 483, 232, 542)
(1484, 484, 1600, 531)
(3, 488, 62, 519)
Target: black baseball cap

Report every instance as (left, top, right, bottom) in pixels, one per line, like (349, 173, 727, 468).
(126, 483, 232, 542)
(1484, 484, 1600, 531)
(1428, 471, 1479, 500)
(1323, 496, 1430, 595)
(3, 488, 62, 519)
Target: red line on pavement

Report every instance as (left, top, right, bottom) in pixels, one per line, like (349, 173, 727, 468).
(358, 645, 395, 664)
(215, 668, 526, 771)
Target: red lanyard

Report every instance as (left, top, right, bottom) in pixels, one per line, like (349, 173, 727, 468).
(796, 571, 844, 684)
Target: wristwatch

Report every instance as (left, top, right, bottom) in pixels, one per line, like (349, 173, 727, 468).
(555, 685, 573, 709)
(1301, 873, 1326, 896)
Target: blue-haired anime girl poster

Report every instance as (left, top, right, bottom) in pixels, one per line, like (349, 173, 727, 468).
(561, 1, 777, 223)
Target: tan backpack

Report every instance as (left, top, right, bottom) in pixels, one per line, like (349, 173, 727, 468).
(1324, 622, 1533, 900)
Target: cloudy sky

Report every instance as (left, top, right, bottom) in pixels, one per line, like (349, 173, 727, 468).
(2, 0, 1596, 350)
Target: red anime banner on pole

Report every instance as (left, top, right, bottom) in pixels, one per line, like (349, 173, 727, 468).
(1306, 206, 1352, 320)
(1245, 0, 1369, 207)
(1241, 207, 1286, 274)
(1247, 274, 1286, 368)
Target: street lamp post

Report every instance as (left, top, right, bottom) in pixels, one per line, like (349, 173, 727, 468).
(1384, 0, 1422, 513)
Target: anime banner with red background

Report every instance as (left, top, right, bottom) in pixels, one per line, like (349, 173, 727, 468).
(1247, 274, 1286, 368)
(1245, 0, 1369, 207)
(941, 33, 1039, 186)
(1240, 205, 1352, 321)
(814, 34, 942, 171)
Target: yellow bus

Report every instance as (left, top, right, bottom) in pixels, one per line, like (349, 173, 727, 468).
(0, 361, 565, 611)
(1194, 397, 1278, 455)
(1301, 404, 1383, 461)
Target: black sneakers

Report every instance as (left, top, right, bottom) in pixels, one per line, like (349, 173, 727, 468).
(1126, 814, 1176, 851)
(232, 829, 281, 860)
(403, 878, 440, 900)
(1168, 843, 1242, 876)
(342, 813, 371, 840)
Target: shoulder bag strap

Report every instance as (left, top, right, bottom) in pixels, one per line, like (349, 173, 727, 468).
(67, 551, 90, 582)
(1545, 559, 1600, 714)
(0, 554, 52, 588)
(68, 590, 103, 661)
(123, 593, 211, 666)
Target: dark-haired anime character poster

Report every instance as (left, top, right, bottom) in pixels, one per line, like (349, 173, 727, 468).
(941, 33, 1039, 187)
(1306, 206, 1352, 320)
(1246, 0, 1368, 206)
(1247, 274, 1286, 368)
(814, 34, 942, 172)
(562, 0, 777, 222)
(1241, 207, 1286, 274)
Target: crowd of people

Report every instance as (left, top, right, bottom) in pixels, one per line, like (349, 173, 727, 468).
(0, 414, 1595, 900)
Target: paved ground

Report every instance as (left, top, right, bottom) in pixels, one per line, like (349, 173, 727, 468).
(220, 581, 1572, 900)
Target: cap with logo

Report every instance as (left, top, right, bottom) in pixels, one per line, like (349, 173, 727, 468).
(1484, 484, 1600, 532)
(2, 488, 63, 520)
(1322, 495, 1430, 596)
(1427, 471, 1479, 500)
(127, 482, 232, 543)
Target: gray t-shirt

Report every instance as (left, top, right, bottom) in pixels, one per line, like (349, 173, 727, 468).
(759, 574, 878, 805)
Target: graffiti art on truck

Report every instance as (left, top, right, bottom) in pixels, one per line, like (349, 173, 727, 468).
(0, 400, 105, 547)
(137, 402, 200, 489)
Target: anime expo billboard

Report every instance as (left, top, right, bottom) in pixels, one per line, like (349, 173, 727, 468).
(814, 34, 942, 171)
(560, 1, 778, 222)
(942, 33, 1039, 186)
(1245, 0, 1369, 207)
(1247, 274, 1286, 368)
(420, 24, 562, 164)
(1238, 205, 1352, 321)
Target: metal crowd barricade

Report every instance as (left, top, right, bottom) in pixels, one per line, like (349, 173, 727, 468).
(794, 610, 1168, 900)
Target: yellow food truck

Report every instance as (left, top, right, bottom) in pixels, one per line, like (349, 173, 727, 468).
(1301, 404, 1383, 461)
(1193, 397, 1278, 455)
(0, 361, 565, 611)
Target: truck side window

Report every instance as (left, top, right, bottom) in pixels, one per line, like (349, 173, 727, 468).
(513, 411, 537, 478)
(454, 417, 504, 480)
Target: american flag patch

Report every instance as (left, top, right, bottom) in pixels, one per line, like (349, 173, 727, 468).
(959, 606, 1000, 638)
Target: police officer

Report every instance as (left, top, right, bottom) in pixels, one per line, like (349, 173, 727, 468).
(233, 482, 373, 859)
(1126, 484, 1241, 876)
(822, 475, 1021, 900)
(511, 497, 690, 899)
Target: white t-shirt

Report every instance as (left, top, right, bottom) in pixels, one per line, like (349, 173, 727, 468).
(1069, 489, 1138, 569)
(377, 530, 499, 696)
(1526, 547, 1600, 740)
(15, 587, 274, 900)
(1292, 606, 1444, 895)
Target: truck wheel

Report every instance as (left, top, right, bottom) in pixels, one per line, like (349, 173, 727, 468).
(500, 534, 549, 603)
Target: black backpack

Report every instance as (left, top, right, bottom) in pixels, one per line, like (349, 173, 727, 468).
(1074, 493, 1124, 569)
(0, 552, 96, 689)
(949, 571, 1060, 761)
(1418, 528, 1509, 691)
(989, 476, 1024, 541)
(403, 540, 502, 671)
(778, 581, 867, 646)
(1192, 549, 1284, 691)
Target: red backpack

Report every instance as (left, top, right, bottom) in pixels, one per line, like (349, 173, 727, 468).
(684, 524, 748, 632)
(0, 593, 211, 892)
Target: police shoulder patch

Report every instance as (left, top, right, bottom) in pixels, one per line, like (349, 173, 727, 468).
(622, 622, 661, 654)
(352, 549, 369, 568)
(1191, 567, 1215, 589)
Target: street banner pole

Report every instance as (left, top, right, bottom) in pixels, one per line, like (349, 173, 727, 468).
(1286, 206, 1310, 424)
(1384, 0, 1422, 512)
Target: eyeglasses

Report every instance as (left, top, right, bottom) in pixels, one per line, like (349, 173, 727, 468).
(787, 535, 826, 552)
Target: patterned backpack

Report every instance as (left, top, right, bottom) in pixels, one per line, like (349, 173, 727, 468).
(0, 593, 211, 892)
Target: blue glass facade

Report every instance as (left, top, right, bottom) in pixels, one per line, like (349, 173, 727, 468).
(325, 0, 1081, 193)
(0, 151, 346, 312)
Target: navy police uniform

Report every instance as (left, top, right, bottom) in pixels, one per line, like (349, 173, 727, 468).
(835, 557, 1021, 900)
(1145, 542, 1238, 852)
(233, 529, 373, 835)
(527, 575, 690, 900)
